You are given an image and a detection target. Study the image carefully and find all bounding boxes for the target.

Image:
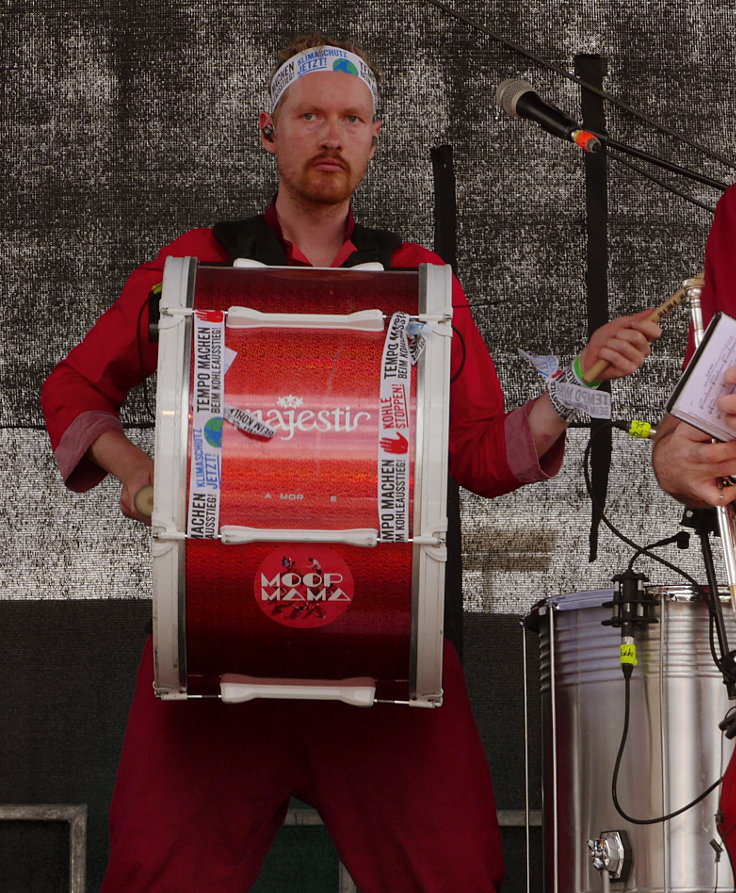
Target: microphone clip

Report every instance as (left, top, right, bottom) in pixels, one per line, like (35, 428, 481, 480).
(602, 569, 658, 638)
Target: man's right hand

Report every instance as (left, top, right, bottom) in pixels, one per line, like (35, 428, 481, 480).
(120, 464, 154, 525)
(653, 413, 736, 508)
(86, 430, 154, 525)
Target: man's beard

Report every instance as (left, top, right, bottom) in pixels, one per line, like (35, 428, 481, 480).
(287, 152, 362, 206)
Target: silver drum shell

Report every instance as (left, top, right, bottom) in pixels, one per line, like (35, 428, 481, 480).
(531, 587, 736, 893)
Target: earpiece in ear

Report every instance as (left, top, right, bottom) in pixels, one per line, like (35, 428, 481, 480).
(261, 124, 275, 142)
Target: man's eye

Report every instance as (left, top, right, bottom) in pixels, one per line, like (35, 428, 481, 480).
(347, 115, 359, 123)
(303, 113, 315, 120)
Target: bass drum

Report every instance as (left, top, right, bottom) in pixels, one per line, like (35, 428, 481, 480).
(150, 258, 453, 707)
(527, 587, 736, 892)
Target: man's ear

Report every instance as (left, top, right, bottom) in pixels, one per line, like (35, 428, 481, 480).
(259, 111, 277, 154)
(369, 119, 382, 158)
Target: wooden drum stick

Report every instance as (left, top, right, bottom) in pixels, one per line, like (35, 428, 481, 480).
(133, 483, 154, 518)
(583, 273, 704, 384)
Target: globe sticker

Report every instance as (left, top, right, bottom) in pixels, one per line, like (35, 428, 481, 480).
(332, 58, 358, 76)
(203, 416, 223, 448)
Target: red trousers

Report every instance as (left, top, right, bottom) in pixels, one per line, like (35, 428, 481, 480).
(101, 638, 503, 892)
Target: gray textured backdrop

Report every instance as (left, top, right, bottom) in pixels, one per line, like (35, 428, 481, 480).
(3, 0, 735, 612)
(5, 5, 736, 888)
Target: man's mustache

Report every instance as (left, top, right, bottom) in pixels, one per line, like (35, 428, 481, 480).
(308, 151, 349, 171)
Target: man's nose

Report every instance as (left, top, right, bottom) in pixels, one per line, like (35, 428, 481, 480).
(319, 118, 343, 149)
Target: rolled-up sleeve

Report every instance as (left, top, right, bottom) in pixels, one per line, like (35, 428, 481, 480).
(40, 227, 226, 490)
(448, 283, 565, 498)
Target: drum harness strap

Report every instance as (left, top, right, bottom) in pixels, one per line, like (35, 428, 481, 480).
(211, 214, 402, 269)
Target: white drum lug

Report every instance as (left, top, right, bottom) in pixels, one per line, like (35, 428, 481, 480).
(219, 526, 379, 548)
(154, 687, 189, 700)
(232, 258, 267, 268)
(226, 307, 385, 331)
(220, 674, 376, 708)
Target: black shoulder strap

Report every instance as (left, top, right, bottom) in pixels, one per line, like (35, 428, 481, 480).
(212, 216, 288, 267)
(212, 215, 402, 269)
(347, 223, 402, 268)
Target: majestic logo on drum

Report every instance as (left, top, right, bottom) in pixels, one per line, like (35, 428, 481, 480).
(277, 395, 303, 409)
(254, 545, 354, 629)
(234, 395, 372, 442)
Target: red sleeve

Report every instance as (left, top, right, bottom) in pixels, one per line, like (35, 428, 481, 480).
(685, 184, 736, 365)
(391, 243, 564, 498)
(40, 227, 228, 491)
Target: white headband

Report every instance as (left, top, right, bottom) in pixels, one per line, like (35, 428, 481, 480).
(270, 46, 379, 112)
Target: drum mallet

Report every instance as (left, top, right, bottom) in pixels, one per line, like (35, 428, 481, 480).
(133, 484, 154, 519)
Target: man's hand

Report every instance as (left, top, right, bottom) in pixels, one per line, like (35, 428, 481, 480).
(527, 310, 661, 460)
(653, 413, 736, 508)
(87, 430, 154, 525)
(579, 310, 661, 381)
(716, 366, 736, 432)
(120, 464, 154, 525)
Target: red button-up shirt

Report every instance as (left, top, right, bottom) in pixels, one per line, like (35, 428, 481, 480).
(41, 206, 563, 496)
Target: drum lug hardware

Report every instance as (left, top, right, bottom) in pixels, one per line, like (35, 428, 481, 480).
(412, 532, 446, 546)
(587, 829, 632, 882)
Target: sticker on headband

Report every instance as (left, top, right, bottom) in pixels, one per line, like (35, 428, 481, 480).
(270, 46, 379, 111)
(254, 545, 354, 629)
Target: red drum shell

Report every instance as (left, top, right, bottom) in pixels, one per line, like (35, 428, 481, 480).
(153, 263, 450, 704)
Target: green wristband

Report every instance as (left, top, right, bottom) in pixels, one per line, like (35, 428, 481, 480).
(573, 354, 601, 388)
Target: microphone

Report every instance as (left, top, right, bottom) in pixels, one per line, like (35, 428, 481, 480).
(495, 79, 602, 153)
(602, 569, 658, 677)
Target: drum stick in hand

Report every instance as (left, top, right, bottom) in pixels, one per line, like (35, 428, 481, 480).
(133, 484, 154, 518)
(582, 274, 703, 384)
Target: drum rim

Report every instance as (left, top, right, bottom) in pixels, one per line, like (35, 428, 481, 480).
(525, 584, 730, 620)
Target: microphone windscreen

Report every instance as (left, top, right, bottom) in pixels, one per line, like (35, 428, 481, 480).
(495, 79, 534, 117)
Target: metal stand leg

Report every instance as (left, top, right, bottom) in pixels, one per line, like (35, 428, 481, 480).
(0, 804, 87, 893)
(338, 861, 358, 893)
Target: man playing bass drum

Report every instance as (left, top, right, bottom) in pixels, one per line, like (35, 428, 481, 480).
(41, 31, 659, 893)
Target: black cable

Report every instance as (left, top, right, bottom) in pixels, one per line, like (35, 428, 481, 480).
(136, 296, 156, 421)
(708, 613, 736, 687)
(611, 665, 723, 824)
(582, 424, 705, 590)
(586, 421, 736, 826)
(425, 0, 736, 171)
(583, 424, 736, 687)
(606, 149, 717, 214)
(626, 531, 689, 572)
(450, 323, 466, 382)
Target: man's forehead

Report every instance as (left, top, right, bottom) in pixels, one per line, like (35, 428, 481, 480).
(279, 71, 376, 112)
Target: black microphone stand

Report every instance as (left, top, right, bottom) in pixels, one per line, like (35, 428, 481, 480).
(680, 508, 736, 718)
(588, 131, 728, 192)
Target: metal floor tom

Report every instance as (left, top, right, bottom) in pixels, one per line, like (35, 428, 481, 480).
(527, 586, 736, 892)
